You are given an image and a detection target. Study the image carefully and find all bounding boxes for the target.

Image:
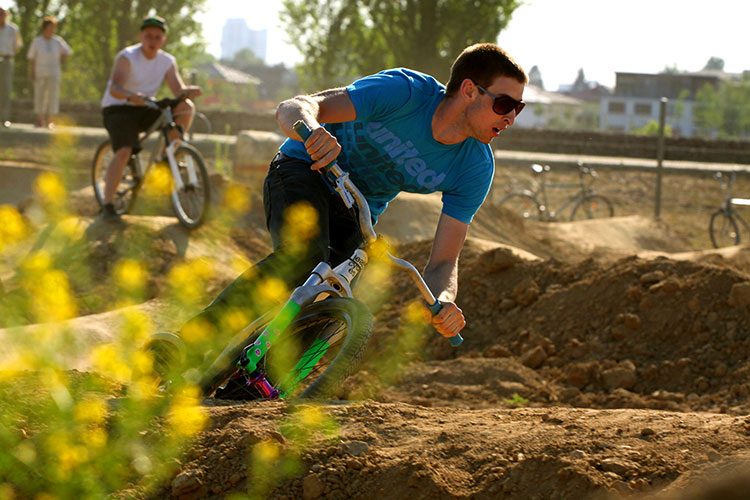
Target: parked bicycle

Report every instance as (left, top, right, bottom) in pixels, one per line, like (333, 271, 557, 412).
(91, 94, 210, 229)
(496, 163, 614, 221)
(708, 171, 750, 248)
(145, 121, 462, 401)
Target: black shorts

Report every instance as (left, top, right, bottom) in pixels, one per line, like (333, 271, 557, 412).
(102, 105, 161, 153)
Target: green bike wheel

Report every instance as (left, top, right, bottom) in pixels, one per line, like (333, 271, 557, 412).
(199, 297, 373, 401)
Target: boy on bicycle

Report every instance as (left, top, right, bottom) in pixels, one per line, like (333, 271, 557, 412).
(98, 15, 201, 221)
(186, 43, 526, 342)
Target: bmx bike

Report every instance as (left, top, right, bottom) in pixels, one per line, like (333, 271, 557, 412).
(496, 163, 614, 221)
(91, 94, 211, 229)
(147, 121, 462, 401)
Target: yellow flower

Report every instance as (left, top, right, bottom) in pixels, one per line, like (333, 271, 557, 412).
(255, 277, 287, 305)
(180, 319, 212, 344)
(81, 428, 107, 448)
(114, 259, 147, 294)
(22, 251, 52, 275)
(167, 385, 207, 436)
(0, 204, 29, 249)
(405, 300, 427, 324)
(144, 162, 174, 197)
(222, 184, 250, 214)
(121, 309, 153, 344)
(253, 439, 280, 462)
(283, 201, 319, 242)
(73, 398, 107, 425)
(90, 344, 132, 383)
(297, 406, 325, 428)
(31, 269, 77, 322)
(33, 172, 66, 207)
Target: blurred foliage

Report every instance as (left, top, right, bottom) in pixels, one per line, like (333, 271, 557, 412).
(8, 0, 207, 102)
(280, 0, 520, 91)
(693, 80, 750, 139)
(632, 120, 672, 137)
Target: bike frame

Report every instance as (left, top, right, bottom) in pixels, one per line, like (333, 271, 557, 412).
(130, 97, 199, 193)
(535, 164, 597, 221)
(717, 171, 750, 236)
(229, 121, 462, 398)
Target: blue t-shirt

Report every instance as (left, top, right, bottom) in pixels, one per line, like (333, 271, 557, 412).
(279, 68, 494, 224)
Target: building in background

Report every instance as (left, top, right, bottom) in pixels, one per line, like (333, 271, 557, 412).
(513, 85, 586, 129)
(599, 70, 734, 137)
(221, 19, 267, 61)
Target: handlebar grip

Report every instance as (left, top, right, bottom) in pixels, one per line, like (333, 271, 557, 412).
(426, 300, 463, 347)
(293, 120, 312, 141)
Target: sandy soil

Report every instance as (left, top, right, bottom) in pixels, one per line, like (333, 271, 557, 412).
(3, 162, 750, 499)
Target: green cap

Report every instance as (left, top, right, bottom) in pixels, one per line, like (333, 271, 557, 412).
(140, 16, 166, 32)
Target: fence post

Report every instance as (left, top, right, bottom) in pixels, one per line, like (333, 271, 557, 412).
(654, 97, 668, 218)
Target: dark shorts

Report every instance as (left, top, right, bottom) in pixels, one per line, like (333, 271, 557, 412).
(102, 105, 161, 152)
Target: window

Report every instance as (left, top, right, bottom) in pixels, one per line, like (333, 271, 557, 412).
(608, 101, 625, 114)
(635, 102, 652, 115)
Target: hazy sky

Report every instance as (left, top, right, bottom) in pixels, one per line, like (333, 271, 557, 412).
(199, 0, 748, 91)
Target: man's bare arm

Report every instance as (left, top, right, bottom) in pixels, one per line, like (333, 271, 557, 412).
(423, 213, 469, 337)
(275, 88, 357, 170)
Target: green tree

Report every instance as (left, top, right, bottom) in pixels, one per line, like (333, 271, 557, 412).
(693, 82, 722, 137)
(10, 0, 207, 101)
(280, 0, 520, 91)
(702, 56, 724, 71)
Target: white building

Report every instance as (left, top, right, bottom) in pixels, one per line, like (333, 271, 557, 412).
(599, 71, 731, 137)
(221, 19, 267, 61)
(513, 85, 586, 129)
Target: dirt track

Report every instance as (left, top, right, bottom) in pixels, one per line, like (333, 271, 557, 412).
(2, 162, 750, 499)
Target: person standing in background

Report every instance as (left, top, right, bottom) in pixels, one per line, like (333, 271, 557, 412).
(28, 16, 72, 128)
(0, 6, 22, 128)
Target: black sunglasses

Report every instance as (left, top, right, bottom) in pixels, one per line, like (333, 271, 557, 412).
(474, 82, 525, 116)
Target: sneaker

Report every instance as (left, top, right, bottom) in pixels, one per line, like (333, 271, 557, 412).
(100, 203, 121, 222)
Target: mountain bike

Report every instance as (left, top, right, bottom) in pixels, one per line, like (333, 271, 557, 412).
(709, 171, 750, 248)
(496, 163, 614, 221)
(91, 94, 210, 229)
(146, 121, 462, 401)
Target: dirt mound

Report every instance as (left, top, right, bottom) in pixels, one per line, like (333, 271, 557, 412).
(352, 239, 750, 415)
(154, 401, 750, 500)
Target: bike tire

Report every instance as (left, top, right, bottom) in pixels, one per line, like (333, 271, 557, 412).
(709, 209, 740, 248)
(91, 140, 140, 214)
(199, 297, 373, 401)
(170, 144, 210, 229)
(497, 192, 542, 220)
(569, 194, 614, 221)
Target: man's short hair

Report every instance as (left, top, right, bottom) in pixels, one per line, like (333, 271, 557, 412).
(445, 43, 528, 96)
(140, 16, 167, 32)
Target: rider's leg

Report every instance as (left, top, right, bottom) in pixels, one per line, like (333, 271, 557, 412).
(170, 99, 195, 144)
(180, 153, 361, 340)
(102, 146, 132, 204)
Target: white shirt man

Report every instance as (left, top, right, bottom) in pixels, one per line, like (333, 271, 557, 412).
(0, 7, 22, 127)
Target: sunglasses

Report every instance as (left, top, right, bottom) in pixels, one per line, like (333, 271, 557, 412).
(474, 82, 525, 116)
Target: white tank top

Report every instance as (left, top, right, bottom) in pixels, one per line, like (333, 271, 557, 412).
(100, 44, 176, 108)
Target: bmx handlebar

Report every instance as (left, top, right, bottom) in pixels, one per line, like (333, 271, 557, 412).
(292, 120, 463, 347)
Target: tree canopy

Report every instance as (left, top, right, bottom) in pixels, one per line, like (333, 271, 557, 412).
(280, 0, 521, 91)
(9, 0, 206, 101)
